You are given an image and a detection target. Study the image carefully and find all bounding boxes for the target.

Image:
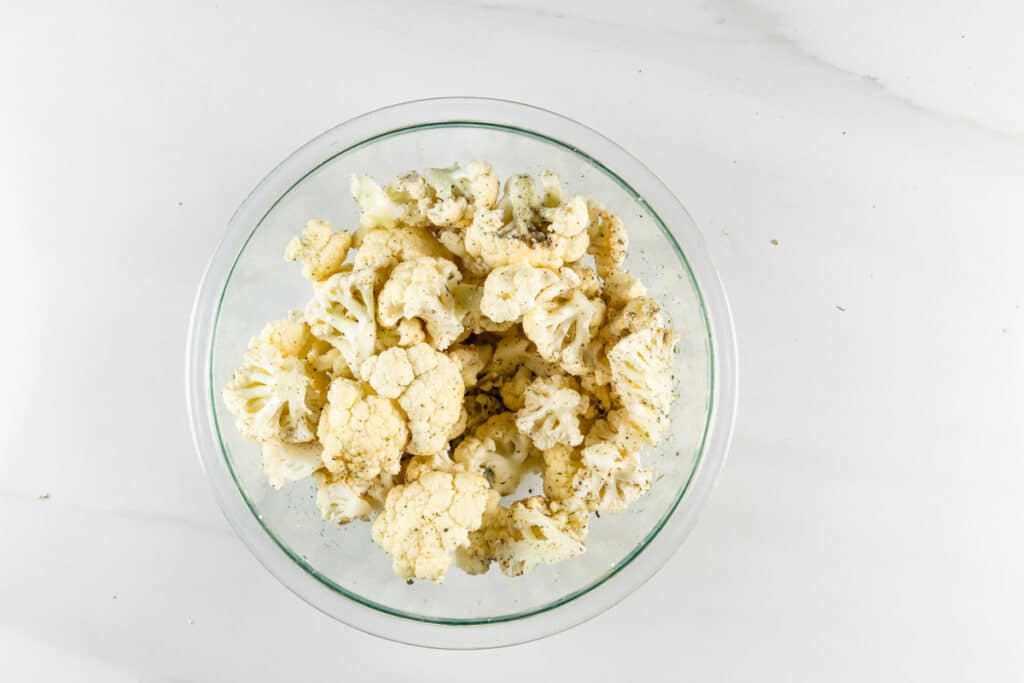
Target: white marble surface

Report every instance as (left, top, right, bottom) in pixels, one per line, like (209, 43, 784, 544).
(3, 0, 1023, 680)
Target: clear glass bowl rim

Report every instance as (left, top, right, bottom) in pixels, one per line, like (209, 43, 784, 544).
(185, 96, 738, 649)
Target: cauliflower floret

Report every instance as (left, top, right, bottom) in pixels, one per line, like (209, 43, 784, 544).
(402, 447, 459, 483)
(284, 219, 352, 282)
(494, 497, 589, 577)
(499, 366, 534, 411)
(359, 347, 415, 398)
(421, 161, 501, 227)
(449, 406, 469, 441)
(454, 413, 534, 495)
(378, 257, 465, 350)
(522, 267, 605, 375)
(606, 328, 677, 445)
(371, 470, 492, 582)
(305, 268, 377, 373)
(317, 377, 408, 481)
(254, 312, 316, 358)
(222, 338, 327, 444)
(585, 410, 650, 456)
(515, 375, 588, 449)
(352, 224, 448, 286)
(400, 343, 467, 455)
(455, 492, 508, 575)
(375, 318, 427, 351)
(437, 228, 492, 279)
(401, 344, 467, 454)
(570, 442, 652, 514)
(351, 344, 466, 456)
(590, 296, 668, 385)
(447, 343, 494, 388)
(541, 444, 579, 502)
(451, 283, 515, 336)
(570, 264, 603, 299)
(262, 440, 323, 489)
(350, 174, 428, 234)
(586, 201, 628, 278)
(603, 296, 667, 345)
(306, 338, 353, 378)
(602, 268, 647, 309)
(580, 372, 613, 413)
(464, 173, 590, 270)
(480, 263, 559, 323)
(313, 469, 394, 525)
(476, 332, 558, 392)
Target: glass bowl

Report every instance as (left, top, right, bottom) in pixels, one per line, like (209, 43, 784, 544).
(186, 97, 737, 649)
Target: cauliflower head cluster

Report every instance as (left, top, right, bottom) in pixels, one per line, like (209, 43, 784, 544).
(221, 161, 678, 583)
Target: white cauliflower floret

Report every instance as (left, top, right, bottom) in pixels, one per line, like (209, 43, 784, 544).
(437, 228, 492, 279)
(350, 174, 428, 233)
(312, 469, 394, 525)
(378, 257, 464, 350)
(499, 366, 534, 411)
(602, 268, 647, 308)
(283, 219, 352, 282)
(371, 470, 491, 582)
(477, 332, 557, 392)
(603, 296, 667, 344)
(590, 296, 667, 385)
(317, 377, 408, 481)
(480, 263, 559, 323)
(570, 264, 603, 298)
(586, 201, 628, 278)
(585, 410, 650, 457)
(522, 267, 605, 375)
(359, 347, 415, 398)
(607, 328, 677, 445)
(253, 312, 316, 358)
(455, 492, 508, 575)
(447, 343, 494, 388)
(375, 318, 427, 351)
(454, 413, 534, 495)
(580, 372, 613, 413)
(541, 444, 579, 502)
(515, 375, 588, 449)
(305, 268, 377, 373)
(452, 283, 515, 336)
(403, 448, 460, 483)
(494, 497, 589, 577)
(398, 343, 466, 455)
(352, 224, 448, 285)
(422, 161, 501, 227)
(570, 442, 652, 514)
(262, 441, 324, 489)
(306, 338, 351, 377)
(222, 337, 327, 444)
(464, 172, 590, 269)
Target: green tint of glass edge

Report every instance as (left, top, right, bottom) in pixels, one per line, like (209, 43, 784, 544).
(209, 121, 716, 626)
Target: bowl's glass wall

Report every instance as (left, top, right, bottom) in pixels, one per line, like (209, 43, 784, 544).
(210, 124, 711, 623)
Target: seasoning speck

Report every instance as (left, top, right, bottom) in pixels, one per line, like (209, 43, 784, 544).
(406, 578, 414, 585)
(770, 239, 779, 246)
(38, 493, 49, 500)
(836, 305, 846, 312)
